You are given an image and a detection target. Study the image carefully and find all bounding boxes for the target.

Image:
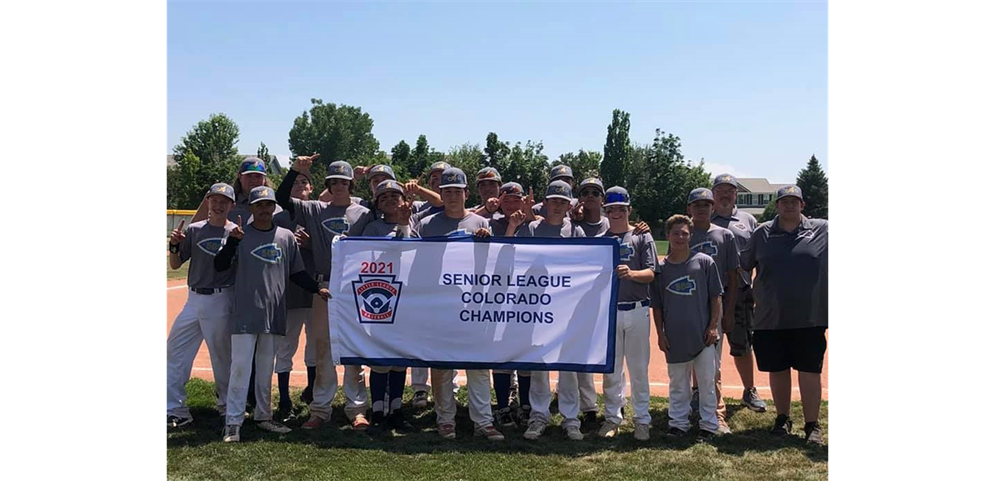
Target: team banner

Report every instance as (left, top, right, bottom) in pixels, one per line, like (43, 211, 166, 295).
(328, 236, 620, 373)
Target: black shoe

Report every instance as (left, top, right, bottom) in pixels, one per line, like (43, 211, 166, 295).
(690, 388, 700, 416)
(167, 415, 192, 428)
(387, 411, 415, 432)
(367, 412, 387, 437)
(582, 411, 598, 426)
(771, 415, 793, 436)
(496, 407, 517, 428)
(696, 430, 715, 443)
(301, 386, 313, 405)
(515, 405, 532, 425)
(667, 427, 687, 437)
(621, 406, 626, 418)
(804, 422, 824, 445)
(277, 405, 297, 424)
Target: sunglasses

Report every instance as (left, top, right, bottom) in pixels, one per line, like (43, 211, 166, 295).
(579, 190, 603, 198)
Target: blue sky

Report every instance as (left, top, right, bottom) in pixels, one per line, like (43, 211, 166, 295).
(168, 1, 827, 183)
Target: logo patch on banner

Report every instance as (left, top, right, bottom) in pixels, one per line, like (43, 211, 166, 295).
(352, 275, 404, 324)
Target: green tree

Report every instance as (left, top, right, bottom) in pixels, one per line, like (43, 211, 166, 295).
(505, 140, 550, 199)
(628, 130, 711, 233)
(408, 135, 432, 179)
(390, 139, 412, 176)
(759, 199, 777, 223)
(602, 109, 631, 188)
(555, 149, 602, 180)
(445, 142, 485, 206)
(796, 155, 829, 219)
(256, 142, 271, 163)
(484, 132, 511, 171)
(287, 98, 380, 195)
(168, 113, 242, 209)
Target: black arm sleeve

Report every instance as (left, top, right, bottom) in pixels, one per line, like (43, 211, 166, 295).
(290, 270, 320, 294)
(214, 237, 240, 271)
(275, 168, 299, 219)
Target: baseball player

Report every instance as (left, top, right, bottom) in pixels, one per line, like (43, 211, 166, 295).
(214, 186, 331, 443)
(596, 186, 658, 441)
(531, 164, 578, 218)
(275, 156, 376, 431)
(414, 167, 504, 441)
(166, 183, 238, 428)
(686, 188, 739, 434)
(710, 174, 767, 413)
(484, 181, 538, 428)
(471, 167, 503, 219)
(362, 179, 420, 435)
(408, 160, 454, 408)
(650, 214, 724, 442)
(571, 177, 610, 426)
(516, 180, 586, 441)
(272, 171, 318, 421)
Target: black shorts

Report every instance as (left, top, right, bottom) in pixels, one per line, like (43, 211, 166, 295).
(753, 327, 827, 374)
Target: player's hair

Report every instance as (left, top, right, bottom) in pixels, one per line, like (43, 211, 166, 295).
(232, 172, 275, 198)
(665, 214, 693, 234)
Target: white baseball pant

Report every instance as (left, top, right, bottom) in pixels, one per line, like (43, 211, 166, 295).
(274, 307, 311, 373)
(602, 305, 651, 425)
(343, 364, 369, 421)
(578, 373, 598, 413)
(529, 371, 581, 428)
(306, 288, 339, 420)
(668, 344, 719, 433)
(166, 289, 233, 418)
(225, 332, 278, 426)
(430, 369, 493, 427)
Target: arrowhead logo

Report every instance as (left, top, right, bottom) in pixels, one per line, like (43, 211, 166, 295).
(250, 243, 283, 264)
(619, 240, 634, 262)
(322, 217, 349, 235)
(352, 275, 403, 324)
(666, 275, 697, 296)
(445, 229, 473, 237)
(691, 241, 718, 257)
(197, 237, 224, 256)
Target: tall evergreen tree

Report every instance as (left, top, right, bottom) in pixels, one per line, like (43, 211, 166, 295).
(602, 109, 631, 188)
(796, 155, 829, 219)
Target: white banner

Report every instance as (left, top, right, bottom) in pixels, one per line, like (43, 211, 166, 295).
(328, 235, 620, 372)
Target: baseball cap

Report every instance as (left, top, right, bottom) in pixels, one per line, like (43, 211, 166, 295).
(549, 164, 574, 181)
(248, 186, 277, 204)
(687, 188, 715, 205)
(544, 180, 573, 201)
(578, 177, 605, 194)
(776, 185, 804, 201)
(603, 186, 630, 207)
(239, 157, 267, 176)
(713, 173, 737, 188)
(476, 167, 502, 184)
(207, 183, 235, 202)
(439, 167, 468, 189)
(499, 182, 524, 198)
(374, 179, 404, 200)
(325, 161, 354, 181)
(367, 164, 396, 181)
(429, 161, 452, 174)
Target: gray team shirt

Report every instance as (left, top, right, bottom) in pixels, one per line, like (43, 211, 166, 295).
(489, 215, 525, 238)
(416, 211, 491, 237)
(711, 207, 758, 288)
(179, 220, 237, 289)
(229, 193, 283, 225)
(411, 203, 444, 224)
(649, 252, 723, 364)
(580, 217, 610, 238)
(689, 224, 738, 293)
(604, 229, 658, 302)
(229, 224, 306, 335)
(362, 218, 420, 238)
(516, 219, 585, 238)
(290, 199, 373, 277)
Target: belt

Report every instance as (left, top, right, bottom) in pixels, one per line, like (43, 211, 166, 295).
(191, 287, 230, 295)
(315, 274, 327, 282)
(618, 299, 650, 311)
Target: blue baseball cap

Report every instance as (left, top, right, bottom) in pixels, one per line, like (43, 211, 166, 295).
(325, 161, 354, 181)
(545, 180, 574, 201)
(476, 167, 502, 184)
(374, 179, 405, 200)
(687, 188, 715, 205)
(603, 186, 630, 207)
(239, 157, 267, 176)
(248, 186, 277, 204)
(440, 167, 468, 189)
(776, 185, 804, 201)
(367, 164, 396, 181)
(713, 173, 737, 188)
(207, 183, 235, 202)
(578, 177, 605, 194)
(549, 164, 574, 181)
(499, 182, 525, 197)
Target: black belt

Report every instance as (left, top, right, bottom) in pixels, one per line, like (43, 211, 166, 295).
(618, 299, 650, 311)
(315, 274, 327, 282)
(191, 287, 230, 295)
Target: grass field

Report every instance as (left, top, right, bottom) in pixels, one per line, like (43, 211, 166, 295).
(168, 378, 827, 481)
(655, 240, 669, 255)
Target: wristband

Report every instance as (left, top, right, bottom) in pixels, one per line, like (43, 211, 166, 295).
(169, 243, 180, 254)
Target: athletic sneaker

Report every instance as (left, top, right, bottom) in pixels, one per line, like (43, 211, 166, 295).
(257, 420, 292, 434)
(474, 424, 505, 441)
(582, 410, 598, 425)
(742, 387, 767, 413)
(367, 412, 387, 437)
(412, 390, 429, 409)
(495, 407, 517, 428)
(222, 424, 240, 443)
(696, 430, 715, 443)
(804, 422, 824, 445)
(717, 417, 732, 435)
(516, 404, 532, 425)
(565, 425, 584, 441)
(771, 415, 793, 436)
(634, 423, 651, 441)
(387, 411, 415, 433)
(301, 415, 326, 430)
(438, 423, 457, 439)
(351, 414, 370, 431)
(523, 420, 547, 440)
(690, 388, 700, 414)
(300, 385, 313, 405)
(597, 421, 620, 438)
(167, 415, 192, 428)
(667, 427, 687, 438)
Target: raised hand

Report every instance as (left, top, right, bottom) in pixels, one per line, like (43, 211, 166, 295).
(353, 165, 369, 179)
(485, 193, 504, 214)
(230, 215, 244, 240)
(169, 220, 186, 246)
(292, 153, 320, 173)
(569, 203, 585, 222)
(524, 188, 537, 221)
(403, 180, 422, 201)
(398, 200, 413, 225)
(295, 228, 311, 248)
(508, 210, 526, 228)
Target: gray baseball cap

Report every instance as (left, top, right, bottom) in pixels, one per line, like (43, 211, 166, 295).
(429, 161, 452, 174)
(499, 182, 525, 197)
(239, 157, 267, 176)
(248, 186, 277, 204)
(604, 186, 630, 207)
(207, 183, 236, 202)
(549, 164, 574, 181)
(440, 167, 468, 189)
(374, 179, 404, 200)
(545, 180, 574, 201)
(578, 177, 605, 194)
(687, 188, 715, 205)
(713, 173, 737, 188)
(476, 167, 502, 185)
(776, 185, 804, 201)
(325, 161, 354, 181)
(367, 164, 396, 181)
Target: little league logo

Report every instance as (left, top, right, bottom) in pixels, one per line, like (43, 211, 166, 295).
(197, 237, 224, 256)
(322, 217, 349, 235)
(352, 275, 404, 324)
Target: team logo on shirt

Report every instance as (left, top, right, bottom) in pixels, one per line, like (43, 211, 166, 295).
(798, 229, 816, 239)
(446, 229, 474, 237)
(691, 241, 718, 257)
(733, 223, 747, 231)
(250, 243, 283, 264)
(352, 275, 403, 324)
(197, 237, 224, 256)
(618, 240, 634, 261)
(322, 217, 350, 235)
(666, 275, 697, 296)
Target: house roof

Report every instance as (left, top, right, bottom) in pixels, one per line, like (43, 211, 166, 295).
(166, 154, 285, 173)
(737, 178, 792, 193)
